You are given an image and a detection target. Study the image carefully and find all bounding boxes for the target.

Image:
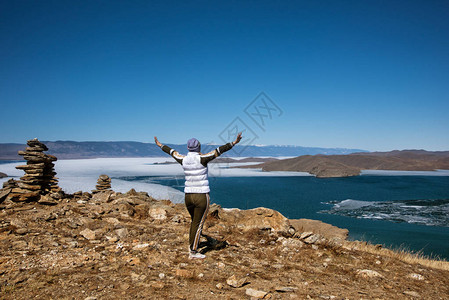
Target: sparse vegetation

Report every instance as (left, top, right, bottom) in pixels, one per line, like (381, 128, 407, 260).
(0, 191, 448, 299)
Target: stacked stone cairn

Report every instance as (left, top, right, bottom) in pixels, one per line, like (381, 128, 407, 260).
(0, 139, 62, 205)
(92, 174, 112, 193)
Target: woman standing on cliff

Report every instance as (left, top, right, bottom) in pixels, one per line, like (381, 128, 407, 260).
(154, 133, 242, 259)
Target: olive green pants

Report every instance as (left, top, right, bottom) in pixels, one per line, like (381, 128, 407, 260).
(185, 193, 210, 251)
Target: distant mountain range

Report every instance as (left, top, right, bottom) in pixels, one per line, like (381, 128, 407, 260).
(0, 141, 366, 160)
(238, 150, 449, 177)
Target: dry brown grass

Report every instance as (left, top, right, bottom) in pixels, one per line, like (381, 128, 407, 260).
(342, 240, 449, 271)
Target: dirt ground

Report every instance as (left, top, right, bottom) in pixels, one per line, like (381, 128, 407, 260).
(1, 190, 448, 299)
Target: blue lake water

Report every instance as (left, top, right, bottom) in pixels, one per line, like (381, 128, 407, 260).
(118, 175, 449, 260)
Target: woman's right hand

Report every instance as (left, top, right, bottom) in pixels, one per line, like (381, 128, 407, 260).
(233, 132, 243, 146)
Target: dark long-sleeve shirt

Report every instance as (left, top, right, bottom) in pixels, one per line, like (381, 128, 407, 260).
(160, 143, 233, 166)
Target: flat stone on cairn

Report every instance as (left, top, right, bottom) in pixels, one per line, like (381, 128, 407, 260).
(92, 174, 112, 193)
(0, 138, 62, 204)
(0, 179, 19, 204)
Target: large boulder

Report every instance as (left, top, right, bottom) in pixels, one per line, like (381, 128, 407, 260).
(289, 218, 348, 240)
(214, 206, 292, 233)
(0, 172, 7, 178)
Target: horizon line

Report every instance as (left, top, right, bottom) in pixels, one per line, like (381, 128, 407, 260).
(1, 139, 448, 152)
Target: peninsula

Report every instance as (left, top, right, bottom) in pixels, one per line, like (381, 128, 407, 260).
(237, 150, 449, 177)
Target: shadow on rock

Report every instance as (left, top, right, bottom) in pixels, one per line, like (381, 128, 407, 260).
(198, 234, 228, 254)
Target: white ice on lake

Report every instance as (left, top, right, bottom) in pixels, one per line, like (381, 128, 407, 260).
(0, 157, 310, 204)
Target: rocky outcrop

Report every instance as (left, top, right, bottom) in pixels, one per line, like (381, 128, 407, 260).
(0, 139, 62, 204)
(0, 189, 448, 299)
(0, 172, 6, 178)
(1, 184, 449, 299)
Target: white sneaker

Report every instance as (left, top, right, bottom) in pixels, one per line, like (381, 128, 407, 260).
(189, 251, 206, 259)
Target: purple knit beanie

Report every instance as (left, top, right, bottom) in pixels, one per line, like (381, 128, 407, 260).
(187, 138, 201, 152)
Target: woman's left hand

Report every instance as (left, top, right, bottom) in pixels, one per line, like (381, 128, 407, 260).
(154, 136, 162, 147)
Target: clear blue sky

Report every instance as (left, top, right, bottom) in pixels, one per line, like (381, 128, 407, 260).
(1, 0, 448, 151)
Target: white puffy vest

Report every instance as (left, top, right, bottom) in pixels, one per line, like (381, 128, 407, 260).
(182, 152, 210, 193)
